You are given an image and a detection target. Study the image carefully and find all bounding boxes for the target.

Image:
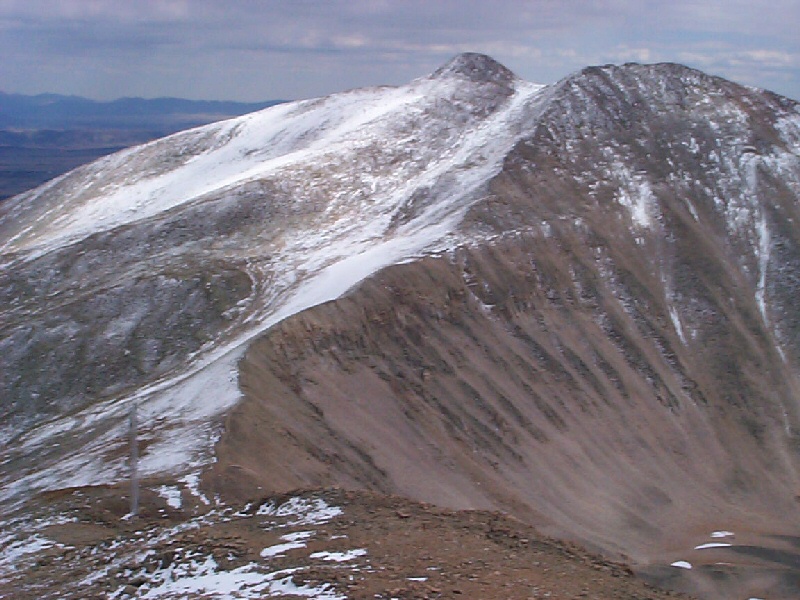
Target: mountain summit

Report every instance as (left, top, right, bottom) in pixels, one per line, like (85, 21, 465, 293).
(429, 51, 517, 85)
(1, 54, 799, 599)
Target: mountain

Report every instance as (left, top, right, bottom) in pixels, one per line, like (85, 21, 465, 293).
(1, 53, 800, 599)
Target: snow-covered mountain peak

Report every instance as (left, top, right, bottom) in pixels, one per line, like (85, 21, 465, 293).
(429, 52, 516, 87)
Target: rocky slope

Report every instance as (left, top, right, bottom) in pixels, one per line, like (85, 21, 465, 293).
(1, 54, 799, 598)
(1, 486, 691, 599)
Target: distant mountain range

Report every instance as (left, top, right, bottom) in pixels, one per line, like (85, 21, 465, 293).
(0, 92, 285, 200)
(0, 92, 284, 130)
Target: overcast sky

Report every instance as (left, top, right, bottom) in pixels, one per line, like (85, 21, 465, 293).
(1, 0, 798, 102)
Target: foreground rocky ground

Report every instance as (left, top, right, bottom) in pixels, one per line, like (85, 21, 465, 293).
(1, 485, 690, 599)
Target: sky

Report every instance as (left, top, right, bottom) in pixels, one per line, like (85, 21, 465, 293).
(1, 0, 798, 102)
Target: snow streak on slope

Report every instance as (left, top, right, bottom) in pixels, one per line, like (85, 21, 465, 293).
(1, 89, 420, 256)
(0, 57, 547, 503)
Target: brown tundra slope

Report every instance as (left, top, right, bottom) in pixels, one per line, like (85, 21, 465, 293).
(211, 63, 800, 598)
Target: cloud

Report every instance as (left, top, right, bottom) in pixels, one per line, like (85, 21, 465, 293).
(732, 49, 798, 69)
(675, 44, 800, 80)
(610, 46, 654, 63)
(0, 0, 797, 101)
(653, 0, 800, 41)
(0, 0, 191, 22)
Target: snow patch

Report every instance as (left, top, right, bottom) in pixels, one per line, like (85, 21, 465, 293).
(180, 473, 210, 505)
(0, 534, 59, 571)
(309, 549, 367, 562)
(669, 305, 687, 344)
(261, 541, 306, 558)
(282, 531, 315, 543)
(710, 530, 734, 538)
(257, 497, 343, 526)
(754, 208, 771, 325)
(694, 542, 732, 550)
(156, 485, 182, 510)
(136, 555, 344, 599)
(261, 530, 317, 557)
(611, 162, 657, 229)
(670, 561, 692, 569)
(266, 574, 345, 599)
